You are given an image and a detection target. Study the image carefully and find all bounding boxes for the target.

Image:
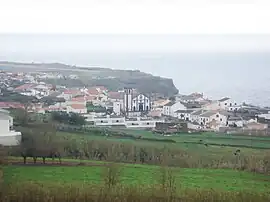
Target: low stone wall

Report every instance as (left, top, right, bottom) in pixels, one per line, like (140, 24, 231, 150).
(0, 132, 21, 146)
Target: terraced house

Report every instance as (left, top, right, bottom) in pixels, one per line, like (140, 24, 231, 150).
(0, 108, 21, 146)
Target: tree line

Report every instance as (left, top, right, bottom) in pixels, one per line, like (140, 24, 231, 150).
(6, 122, 270, 174)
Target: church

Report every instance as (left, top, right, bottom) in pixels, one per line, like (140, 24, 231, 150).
(123, 88, 151, 116)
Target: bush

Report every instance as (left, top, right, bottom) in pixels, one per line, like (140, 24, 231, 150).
(1, 181, 270, 202)
(0, 145, 7, 165)
(102, 163, 122, 190)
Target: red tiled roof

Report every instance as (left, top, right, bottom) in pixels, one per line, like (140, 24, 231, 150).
(43, 107, 66, 111)
(70, 104, 86, 109)
(63, 89, 81, 95)
(85, 96, 96, 101)
(14, 83, 35, 91)
(94, 86, 107, 91)
(0, 102, 24, 109)
(108, 91, 122, 99)
(71, 96, 86, 102)
(87, 88, 99, 95)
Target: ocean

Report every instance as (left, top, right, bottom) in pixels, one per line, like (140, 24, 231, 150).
(1, 35, 270, 107)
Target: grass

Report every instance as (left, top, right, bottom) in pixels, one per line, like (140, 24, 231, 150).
(3, 162, 270, 193)
(58, 129, 270, 149)
(2, 128, 270, 201)
(56, 130, 270, 157)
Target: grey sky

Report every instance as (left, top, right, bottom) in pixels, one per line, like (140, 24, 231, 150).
(1, 34, 270, 54)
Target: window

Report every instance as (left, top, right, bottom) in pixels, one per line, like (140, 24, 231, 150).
(147, 122, 149, 125)
(229, 103, 232, 106)
(116, 120, 119, 123)
(225, 103, 227, 105)
(220, 118, 223, 121)
(101, 120, 103, 123)
(235, 103, 237, 105)
(216, 114, 219, 118)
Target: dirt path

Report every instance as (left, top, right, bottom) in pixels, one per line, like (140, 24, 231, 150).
(7, 158, 111, 167)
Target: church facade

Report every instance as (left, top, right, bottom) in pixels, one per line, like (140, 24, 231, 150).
(132, 94, 151, 112)
(123, 88, 151, 116)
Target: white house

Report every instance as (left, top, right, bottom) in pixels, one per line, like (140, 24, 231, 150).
(187, 122, 202, 130)
(66, 104, 87, 114)
(162, 101, 186, 117)
(113, 101, 122, 115)
(227, 116, 244, 127)
(190, 109, 229, 129)
(218, 97, 239, 111)
(175, 109, 195, 121)
(190, 109, 205, 123)
(0, 109, 21, 146)
(58, 89, 82, 101)
(176, 93, 204, 103)
(199, 111, 228, 127)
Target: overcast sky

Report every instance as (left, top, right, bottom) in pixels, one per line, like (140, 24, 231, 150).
(0, 0, 270, 34)
(1, 35, 270, 54)
(1, 0, 270, 54)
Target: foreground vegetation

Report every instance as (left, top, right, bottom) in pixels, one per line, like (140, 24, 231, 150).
(1, 121, 270, 201)
(4, 162, 270, 192)
(1, 161, 270, 202)
(8, 124, 270, 173)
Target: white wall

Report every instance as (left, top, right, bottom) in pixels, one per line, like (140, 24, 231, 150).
(171, 102, 186, 116)
(84, 115, 163, 128)
(93, 117, 126, 126)
(163, 102, 186, 117)
(113, 101, 121, 115)
(126, 120, 156, 128)
(187, 122, 202, 130)
(202, 112, 227, 126)
(0, 132, 21, 146)
(66, 106, 87, 114)
(219, 99, 238, 110)
(177, 112, 192, 121)
(228, 120, 244, 127)
(0, 119, 10, 133)
(66, 100, 86, 106)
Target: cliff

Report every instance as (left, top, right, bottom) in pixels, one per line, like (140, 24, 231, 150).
(0, 62, 179, 97)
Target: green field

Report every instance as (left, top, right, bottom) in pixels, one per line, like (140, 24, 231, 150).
(57, 129, 270, 156)
(2, 128, 270, 201)
(61, 128, 270, 148)
(3, 162, 270, 193)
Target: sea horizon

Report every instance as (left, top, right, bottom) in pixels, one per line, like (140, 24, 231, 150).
(1, 35, 270, 107)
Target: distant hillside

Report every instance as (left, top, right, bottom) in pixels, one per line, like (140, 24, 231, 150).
(0, 61, 179, 96)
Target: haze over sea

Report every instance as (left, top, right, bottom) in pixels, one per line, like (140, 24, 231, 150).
(1, 34, 270, 107)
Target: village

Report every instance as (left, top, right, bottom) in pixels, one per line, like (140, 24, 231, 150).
(1, 70, 270, 146)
